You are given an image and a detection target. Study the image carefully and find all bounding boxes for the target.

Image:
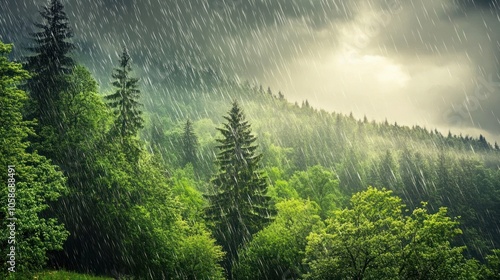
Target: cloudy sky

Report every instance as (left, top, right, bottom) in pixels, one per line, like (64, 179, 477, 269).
(1, 0, 500, 143)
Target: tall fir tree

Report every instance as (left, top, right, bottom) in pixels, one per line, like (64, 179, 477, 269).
(24, 0, 75, 127)
(106, 48, 143, 139)
(205, 102, 274, 278)
(181, 119, 198, 166)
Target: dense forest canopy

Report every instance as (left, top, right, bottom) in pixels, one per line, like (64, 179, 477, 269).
(1, 0, 500, 279)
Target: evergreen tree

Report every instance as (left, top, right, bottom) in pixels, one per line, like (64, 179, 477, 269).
(205, 102, 274, 277)
(181, 119, 198, 166)
(24, 0, 75, 126)
(478, 134, 490, 149)
(106, 48, 143, 139)
(495, 141, 499, 150)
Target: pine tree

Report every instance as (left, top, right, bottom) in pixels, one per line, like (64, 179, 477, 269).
(478, 134, 490, 149)
(205, 102, 274, 277)
(267, 86, 272, 96)
(495, 142, 499, 150)
(106, 48, 143, 139)
(181, 119, 198, 166)
(24, 0, 75, 126)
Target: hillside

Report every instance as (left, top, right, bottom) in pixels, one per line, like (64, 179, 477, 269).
(141, 64, 500, 260)
(2, 13, 500, 280)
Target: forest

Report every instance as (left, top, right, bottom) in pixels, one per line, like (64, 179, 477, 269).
(1, 0, 500, 279)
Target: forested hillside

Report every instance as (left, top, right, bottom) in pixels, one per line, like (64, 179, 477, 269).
(1, 1, 500, 279)
(144, 61, 500, 261)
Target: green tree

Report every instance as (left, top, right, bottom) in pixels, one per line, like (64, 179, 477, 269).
(267, 166, 299, 202)
(106, 48, 143, 139)
(24, 0, 75, 127)
(234, 199, 323, 279)
(485, 249, 500, 279)
(205, 102, 274, 277)
(304, 187, 478, 280)
(304, 187, 404, 280)
(43, 65, 111, 165)
(289, 165, 343, 217)
(121, 152, 225, 280)
(181, 119, 198, 167)
(0, 41, 68, 276)
(175, 227, 225, 280)
(170, 164, 206, 223)
(400, 204, 477, 280)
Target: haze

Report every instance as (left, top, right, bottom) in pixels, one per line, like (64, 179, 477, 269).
(1, 0, 499, 142)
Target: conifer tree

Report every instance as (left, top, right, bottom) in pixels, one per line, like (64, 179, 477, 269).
(106, 48, 143, 139)
(205, 102, 274, 277)
(181, 119, 198, 166)
(24, 0, 75, 126)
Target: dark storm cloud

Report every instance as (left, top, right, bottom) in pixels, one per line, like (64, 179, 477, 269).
(1, 0, 499, 141)
(362, 0, 500, 140)
(2, 0, 355, 63)
(455, 0, 500, 9)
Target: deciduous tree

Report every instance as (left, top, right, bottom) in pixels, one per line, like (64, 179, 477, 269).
(0, 41, 68, 276)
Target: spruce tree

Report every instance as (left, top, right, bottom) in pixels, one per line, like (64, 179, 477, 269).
(106, 48, 143, 139)
(24, 0, 75, 126)
(205, 102, 274, 277)
(181, 119, 198, 166)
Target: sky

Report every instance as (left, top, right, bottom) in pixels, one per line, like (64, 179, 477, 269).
(1, 0, 500, 143)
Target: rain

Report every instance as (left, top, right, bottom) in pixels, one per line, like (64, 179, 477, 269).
(0, 0, 500, 279)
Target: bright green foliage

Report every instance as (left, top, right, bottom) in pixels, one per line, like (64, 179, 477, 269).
(175, 227, 225, 280)
(260, 133, 294, 176)
(59, 65, 110, 142)
(304, 187, 404, 279)
(55, 138, 225, 280)
(400, 205, 474, 279)
(486, 249, 500, 279)
(205, 102, 274, 277)
(289, 165, 343, 217)
(121, 157, 224, 279)
(39, 65, 118, 275)
(181, 119, 198, 166)
(268, 180, 299, 202)
(24, 0, 75, 127)
(40, 65, 110, 163)
(106, 48, 143, 139)
(170, 164, 206, 223)
(234, 199, 323, 279)
(266, 167, 299, 202)
(304, 187, 478, 280)
(0, 41, 68, 276)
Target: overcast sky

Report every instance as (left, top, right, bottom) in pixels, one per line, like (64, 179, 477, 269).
(1, 0, 500, 143)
